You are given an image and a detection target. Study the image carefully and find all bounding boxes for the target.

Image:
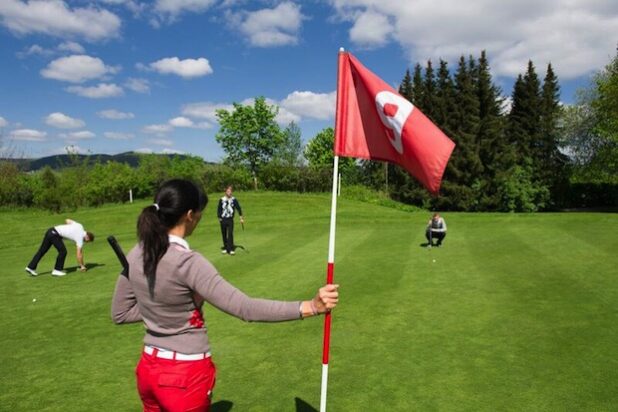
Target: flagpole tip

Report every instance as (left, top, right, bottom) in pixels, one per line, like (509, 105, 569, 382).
(339, 47, 345, 52)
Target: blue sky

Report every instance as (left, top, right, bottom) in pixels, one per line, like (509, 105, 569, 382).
(1, 0, 617, 162)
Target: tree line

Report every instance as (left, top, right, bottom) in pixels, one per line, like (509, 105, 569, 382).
(381, 51, 566, 211)
(215, 49, 616, 211)
(1, 50, 615, 211)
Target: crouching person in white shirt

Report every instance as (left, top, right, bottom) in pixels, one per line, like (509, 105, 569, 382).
(25, 219, 95, 277)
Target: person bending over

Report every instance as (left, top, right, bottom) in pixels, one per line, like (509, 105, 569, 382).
(26, 219, 94, 277)
(111, 179, 339, 412)
(425, 213, 447, 247)
(217, 184, 244, 255)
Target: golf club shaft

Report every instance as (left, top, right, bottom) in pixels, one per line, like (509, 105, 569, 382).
(107, 235, 129, 278)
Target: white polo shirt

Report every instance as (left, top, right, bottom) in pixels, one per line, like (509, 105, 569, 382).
(54, 222, 86, 248)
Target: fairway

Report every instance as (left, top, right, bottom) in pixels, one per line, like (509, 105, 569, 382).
(1, 192, 617, 411)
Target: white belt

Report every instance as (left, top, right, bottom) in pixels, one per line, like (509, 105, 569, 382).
(144, 345, 211, 361)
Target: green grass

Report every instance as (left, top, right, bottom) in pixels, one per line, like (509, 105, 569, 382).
(1, 192, 617, 411)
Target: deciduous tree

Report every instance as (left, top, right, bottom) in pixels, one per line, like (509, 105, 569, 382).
(216, 97, 283, 189)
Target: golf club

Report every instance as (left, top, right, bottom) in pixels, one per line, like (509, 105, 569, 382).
(107, 235, 129, 278)
(234, 244, 249, 253)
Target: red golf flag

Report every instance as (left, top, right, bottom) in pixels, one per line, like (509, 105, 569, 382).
(334, 52, 455, 194)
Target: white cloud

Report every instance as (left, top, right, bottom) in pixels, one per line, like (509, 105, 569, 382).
(280, 91, 337, 120)
(0, 0, 121, 41)
(66, 83, 124, 98)
(237, 97, 299, 125)
(0, 116, 7, 127)
(57, 41, 85, 54)
(224, 92, 336, 125)
(148, 138, 173, 146)
(349, 10, 392, 48)
(143, 124, 173, 134)
(193, 121, 212, 129)
(181, 101, 232, 122)
(45, 112, 85, 129)
(16, 44, 54, 58)
(10, 129, 47, 141)
(168, 116, 212, 129)
(182, 94, 334, 126)
(125, 77, 150, 93)
(97, 109, 135, 119)
(154, 0, 216, 16)
(175, 88, 354, 130)
(134, 147, 183, 154)
(330, 0, 618, 79)
(169, 116, 194, 127)
(148, 57, 213, 78)
(62, 144, 86, 154)
(100, 0, 146, 17)
(59, 130, 96, 139)
(41, 55, 119, 83)
(231, 2, 304, 47)
(104, 131, 135, 139)
(274, 107, 301, 125)
(161, 148, 184, 154)
(17, 41, 85, 59)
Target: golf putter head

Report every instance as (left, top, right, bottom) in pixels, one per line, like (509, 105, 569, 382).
(107, 235, 129, 278)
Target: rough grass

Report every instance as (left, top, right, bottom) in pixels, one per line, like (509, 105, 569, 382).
(1, 192, 617, 411)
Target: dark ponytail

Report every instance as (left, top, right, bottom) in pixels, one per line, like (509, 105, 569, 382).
(137, 179, 208, 297)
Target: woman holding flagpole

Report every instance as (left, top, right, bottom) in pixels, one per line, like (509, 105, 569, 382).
(111, 179, 339, 411)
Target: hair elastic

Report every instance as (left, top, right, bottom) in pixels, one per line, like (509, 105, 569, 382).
(153, 203, 160, 211)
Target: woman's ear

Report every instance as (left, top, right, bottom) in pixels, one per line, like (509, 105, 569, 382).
(187, 209, 203, 223)
(187, 209, 196, 222)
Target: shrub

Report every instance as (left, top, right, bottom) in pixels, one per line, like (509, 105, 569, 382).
(495, 165, 550, 212)
(82, 162, 137, 205)
(0, 162, 33, 206)
(33, 167, 63, 212)
(203, 164, 253, 193)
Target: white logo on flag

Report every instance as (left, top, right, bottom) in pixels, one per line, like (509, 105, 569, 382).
(375, 91, 414, 154)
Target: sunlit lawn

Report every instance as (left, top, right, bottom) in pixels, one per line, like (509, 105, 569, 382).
(1, 192, 617, 411)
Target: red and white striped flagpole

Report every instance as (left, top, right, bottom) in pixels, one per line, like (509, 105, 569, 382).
(320, 47, 345, 412)
(320, 154, 338, 412)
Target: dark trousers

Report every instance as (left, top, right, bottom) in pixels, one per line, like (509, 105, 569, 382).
(426, 230, 446, 246)
(220, 218, 235, 252)
(28, 228, 67, 270)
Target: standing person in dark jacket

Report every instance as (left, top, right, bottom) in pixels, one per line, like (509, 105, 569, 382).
(217, 185, 244, 255)
(111, 179, 339, 411)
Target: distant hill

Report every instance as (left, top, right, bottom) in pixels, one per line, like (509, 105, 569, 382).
(3, 152, 211, 171)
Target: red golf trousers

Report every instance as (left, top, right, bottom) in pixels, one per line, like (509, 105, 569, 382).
(136, 348, 216, 412)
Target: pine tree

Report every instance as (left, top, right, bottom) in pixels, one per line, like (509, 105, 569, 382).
(452, 56, 482, 174)
(439, 55, 482, 210)
(433, 59, 457, 137)
(475, 51, 509, 209)
(411, 63, 424, 107)
(539, 63, 568, 197)
(398, 69, 413, 102)
(421, 60, 437, 121)
(504, 61, 552, 210)
(389, 64, 431, 206)
(476, 51, 506, 167)
(507, 74, 528, 157)
(509, 61, 542, 162)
